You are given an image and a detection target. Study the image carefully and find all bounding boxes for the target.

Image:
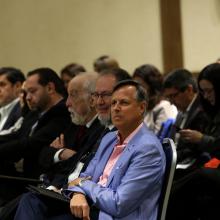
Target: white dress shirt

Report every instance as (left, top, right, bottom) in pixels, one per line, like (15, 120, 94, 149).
(0, 98, 20, 131)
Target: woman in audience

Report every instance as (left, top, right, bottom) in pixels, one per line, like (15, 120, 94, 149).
(133, 64, 177, 134)
(167, 63, 220, 220)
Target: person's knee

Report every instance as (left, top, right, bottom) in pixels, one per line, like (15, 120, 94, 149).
(19, 192, 38, 206)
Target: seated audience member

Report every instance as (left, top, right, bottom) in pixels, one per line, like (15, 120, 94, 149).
(163, 68, 209, 171)
(93, 68, 131, 126)
(0, 67, 25, 132)
(93, 55, 119, 73)
(60, 63, 86, 89)
(38, 72, 105, 182)
(0, 68, 70, 205)
(14, 80, 165, 220)
(0, 68, 131, 220)
(0, 81, 30, 136)
(133, 64, 177, 134)
(166, 63, 220, 220)
(2, 81, 31, 173)
(0, 80, 35, 145)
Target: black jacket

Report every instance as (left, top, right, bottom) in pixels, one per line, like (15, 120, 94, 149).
(40, 117, 105, 188)
(170, 96, 209, 163)
(0, 99, 71, 178)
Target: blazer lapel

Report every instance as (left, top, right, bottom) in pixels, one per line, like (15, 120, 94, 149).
(93, 137, 117, 182)
(105, 125, 148, 187)
(106, 142, 134, 187)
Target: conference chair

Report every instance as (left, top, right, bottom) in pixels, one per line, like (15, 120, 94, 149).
(157, 138, 177, 220)
(157, 118, 175, 143)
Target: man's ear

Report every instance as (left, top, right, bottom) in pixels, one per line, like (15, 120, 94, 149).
(14, 81, 23, 95)
(184, 84, 195, 97)
(89, 95, 96, 108)
(139, 101, 147, 116)
(47, 82, 56, 94)
(185, 84, 193, 92)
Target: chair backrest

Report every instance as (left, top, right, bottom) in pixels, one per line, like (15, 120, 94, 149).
(157, 138, 177, 220)
(157, 118, 175, 143)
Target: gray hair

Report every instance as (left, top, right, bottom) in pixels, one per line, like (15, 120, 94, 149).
(82, 72, 98, 93)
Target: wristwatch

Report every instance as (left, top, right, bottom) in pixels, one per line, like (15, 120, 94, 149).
(78, 177, 90, 187)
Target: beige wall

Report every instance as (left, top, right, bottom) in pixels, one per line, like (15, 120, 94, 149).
(0, 0, 162, 74)
(2, 0, 219, 75)
(181, 0, 220, 72)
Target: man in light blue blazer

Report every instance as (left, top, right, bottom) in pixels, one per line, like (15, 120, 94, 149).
(63, 80, 166, 220)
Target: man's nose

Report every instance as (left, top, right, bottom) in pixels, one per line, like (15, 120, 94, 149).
(112, 102, 120, 111)
(97, 96, 104, 104)
(66, 96, 71, 107)
(26, 93, 31, 100)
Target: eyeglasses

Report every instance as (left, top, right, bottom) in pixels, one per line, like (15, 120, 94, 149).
(200, 88, 214, 96)
(166, 91, 181, 100)
(91, 92, 112, 100)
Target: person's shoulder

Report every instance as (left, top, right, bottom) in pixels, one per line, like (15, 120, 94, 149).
(191, 96, 203, 109)
(155, 100, 170, 109)
(102, 130, 117, 140)
(133, 124, 163, 149)
(11, 100, 22, 112)
(47, 100, 69, 117)
(90, 117, 104, 129)
(97, 130, 118, 149)
(153, 100, 177, 114)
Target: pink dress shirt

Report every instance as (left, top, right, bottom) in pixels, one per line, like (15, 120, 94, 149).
(98, 123, 143, 186)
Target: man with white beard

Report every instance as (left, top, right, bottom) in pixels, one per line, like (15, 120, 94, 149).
(38, 72, 105, 179)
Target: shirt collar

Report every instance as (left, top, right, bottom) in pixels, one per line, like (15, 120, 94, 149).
(185, 94, 197, 114)
(117, 122, 144, 145)
(0, 98, 19, 116)
(86, 114, 97, 128)
(108, 124, 114, 131)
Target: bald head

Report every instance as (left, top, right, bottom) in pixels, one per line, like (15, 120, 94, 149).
(66, 72, 98, 125)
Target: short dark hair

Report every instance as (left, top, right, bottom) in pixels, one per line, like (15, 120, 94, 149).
(163, 68, 197, 92)
(0, 67, 25, 84)
(60, 63, 86, 78)
(27, 68, 66, 97)
(99, 68, 131, 83)
(113, 79, 148, 103)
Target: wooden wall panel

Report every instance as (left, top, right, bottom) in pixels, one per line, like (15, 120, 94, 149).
(160, 0, 183, 74)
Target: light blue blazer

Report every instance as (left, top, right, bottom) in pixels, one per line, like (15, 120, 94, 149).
(67, 124, 166, 220)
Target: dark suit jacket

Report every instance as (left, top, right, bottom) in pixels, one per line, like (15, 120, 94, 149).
(197, 110, 220, 158)
(39, 122, 86, 171)
(170, 96, 209, 163)
(39, 117, 105, 188)
(2, 101, 22, 131)
(0, 99, 71, 178)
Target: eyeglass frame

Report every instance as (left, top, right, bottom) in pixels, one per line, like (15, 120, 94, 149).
(91, 91, 112, 100)
(165, 86, 189, 101)
(166, 91, 181, 101)
(200, 88, 214, 97)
